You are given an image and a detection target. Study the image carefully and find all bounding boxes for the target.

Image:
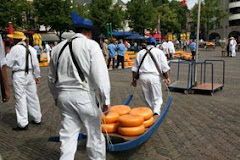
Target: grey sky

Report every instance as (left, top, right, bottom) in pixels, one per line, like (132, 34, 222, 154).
(121, 0, 199, 9)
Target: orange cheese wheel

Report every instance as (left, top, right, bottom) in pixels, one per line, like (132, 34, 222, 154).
(143, 116, 154, 128)
(110, 105, 131, 115)
(101, 123, 118, 133)
(118, 125, 145, 136)
(130, 107, 153, 120)
(118, 114, 144, 127)
(101, 112, 119, 124)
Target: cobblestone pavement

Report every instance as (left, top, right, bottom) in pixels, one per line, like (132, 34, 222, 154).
(0, 47, 240, 160)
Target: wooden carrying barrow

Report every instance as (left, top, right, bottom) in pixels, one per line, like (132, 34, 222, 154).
(48, 94, 173, 152)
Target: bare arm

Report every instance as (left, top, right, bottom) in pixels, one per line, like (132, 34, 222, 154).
(163, 71, 171, 85)
(1, 66, 10, 102)
(131, 71, 137, 87)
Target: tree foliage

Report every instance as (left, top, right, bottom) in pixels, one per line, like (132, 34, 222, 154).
(0, 0, 33, 30)
(127, 0, 157, 34)
(89, 0, 125, 34)
(33, 0, 73, 40)
(152, 0, 169, 6)
(169, 0, 189, 32)
(191, 0, 227, 39)
(156, 3, 180, 33)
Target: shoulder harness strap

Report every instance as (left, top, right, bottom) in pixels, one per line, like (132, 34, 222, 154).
(55, 37, 85, 83)
(20, 44, 33, 74)
(136, 47, 154, 77)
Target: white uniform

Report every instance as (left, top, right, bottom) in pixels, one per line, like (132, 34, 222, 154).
(168, 41, 175, 55)
(230, 39, 237, 57)
(132, 45, 170, 115)
(162, 42, 169, 55)
(45, 43, 51, 62)
(1, 41, 42, 127)
(48, 33, 110, 160)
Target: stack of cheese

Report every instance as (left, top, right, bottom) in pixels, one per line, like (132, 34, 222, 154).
(101, 105, 131, 133)
(101, 105, 154, 136)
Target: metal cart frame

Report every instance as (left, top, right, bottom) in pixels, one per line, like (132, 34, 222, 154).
(191, 60, 225, 95)
(168, 60, 194, 94)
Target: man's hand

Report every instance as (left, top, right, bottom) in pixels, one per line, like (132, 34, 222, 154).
(102, 105, 111, 115)
(131, 80, 137, 87)
(35, 78, 41, 84)
(165, 78, 171, 86)
(4, 88, 10, 102)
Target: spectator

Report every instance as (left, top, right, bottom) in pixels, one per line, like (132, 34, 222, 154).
(107, 39, 116, 69)
(189, 39, 197, 60)
(116, 39, 125, 69)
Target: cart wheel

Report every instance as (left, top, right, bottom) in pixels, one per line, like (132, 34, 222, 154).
(184, 90, 189, 94)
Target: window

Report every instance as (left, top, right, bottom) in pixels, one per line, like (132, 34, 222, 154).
(229, 19, 240, 26)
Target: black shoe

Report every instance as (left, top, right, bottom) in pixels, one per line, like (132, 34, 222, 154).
(12, 125, 28, 131)
(153, 113, 159, 116)
(31, 120, 41, 125)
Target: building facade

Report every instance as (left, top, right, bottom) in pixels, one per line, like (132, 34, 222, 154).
(209, 0, 240, 42)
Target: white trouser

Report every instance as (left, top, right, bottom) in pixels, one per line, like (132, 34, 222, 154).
(46, 51, 51, 63)
(140, 74, 163, 115)
(57, 91, 106, 160)
(13, 71, 42, 127)
(231, 47, 236, 57)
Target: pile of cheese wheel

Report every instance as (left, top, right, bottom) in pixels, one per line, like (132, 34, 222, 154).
(101, 105, 154, 136)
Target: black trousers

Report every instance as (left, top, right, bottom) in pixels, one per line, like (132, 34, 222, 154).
(107, 58, 115, 69)
(37, 55, 41, 63)
(116, 55, 124, 69)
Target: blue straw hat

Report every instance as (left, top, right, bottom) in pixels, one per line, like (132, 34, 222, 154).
(147, 38, 157, 45)
(71, 12, 99, 35)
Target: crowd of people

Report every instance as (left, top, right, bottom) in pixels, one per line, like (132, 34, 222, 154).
(220, 37, 238, 57)
(0, 24, 171, 159)
(0, 18, 239, 160)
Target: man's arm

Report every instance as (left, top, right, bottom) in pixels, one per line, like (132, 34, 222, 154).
(131, 71, 137, 87)
(90, 41, 111, 114)
(48, 48, 58, 104)
(163, 71, 171, 85)
(1, 66, 10, 102)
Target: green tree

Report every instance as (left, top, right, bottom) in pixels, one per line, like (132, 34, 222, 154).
(109, 4, 125, 31)
(169, 0, 189, 32)
(34, 0, 73, 41)
(89, 0, 125, 34)
(152, 0, 169, 6)
(0, 0, 33, 30)
(71, 1, 90, 19)
(191, 0, 227, 39)
(156, 3, 180, 33)
(127, 0, 157, 34)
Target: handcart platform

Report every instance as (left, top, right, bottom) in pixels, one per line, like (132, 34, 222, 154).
(192, 83, 223, 91)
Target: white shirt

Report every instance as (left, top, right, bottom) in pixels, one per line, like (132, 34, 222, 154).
(132, 45, 170, 76)
(162, 42, 169, 55)
(45, 44, 51, 52)
(230, 39, 237, 48)
(1, 41, 41, 78)
(167, 41, 175, 54)
(48, 33, 110, 105)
